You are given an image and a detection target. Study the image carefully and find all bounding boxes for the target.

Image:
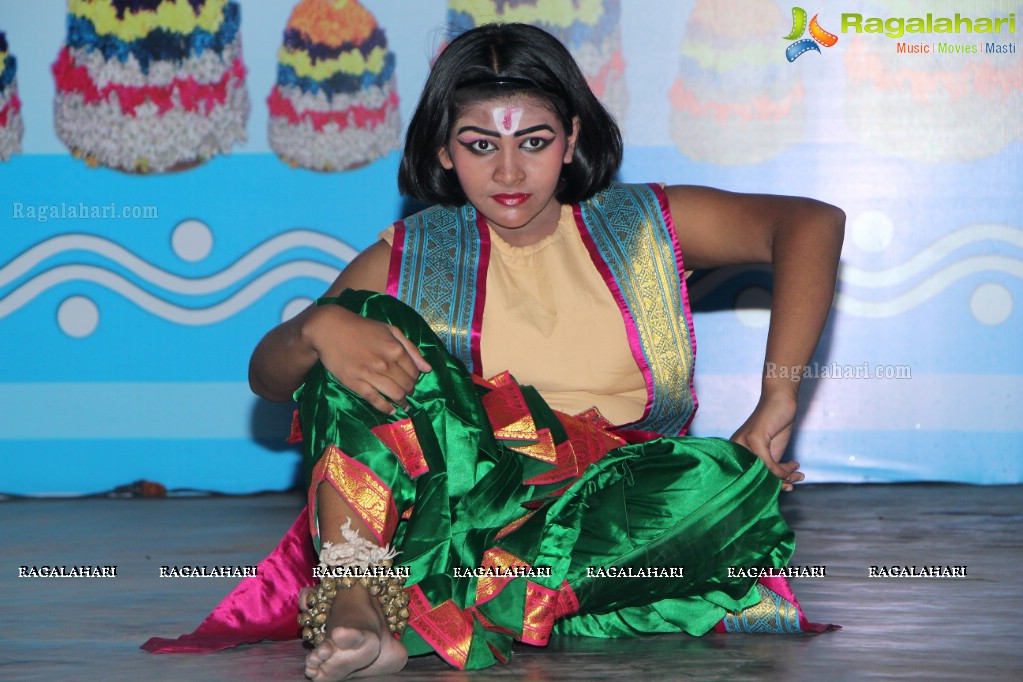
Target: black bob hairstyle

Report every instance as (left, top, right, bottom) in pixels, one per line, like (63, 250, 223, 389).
(398, 23, 623, 206)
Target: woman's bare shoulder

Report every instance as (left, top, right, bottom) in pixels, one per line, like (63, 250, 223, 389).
(324, 240, 391, 297)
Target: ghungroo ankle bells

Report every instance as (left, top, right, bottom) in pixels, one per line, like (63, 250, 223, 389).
(299, 520, 409, 646)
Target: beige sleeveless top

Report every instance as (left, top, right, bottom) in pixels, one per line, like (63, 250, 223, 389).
(382, 204, 646, 425)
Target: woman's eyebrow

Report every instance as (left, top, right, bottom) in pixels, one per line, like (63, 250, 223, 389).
(514, 124, 556, 137)
(456, 124, 556, 137)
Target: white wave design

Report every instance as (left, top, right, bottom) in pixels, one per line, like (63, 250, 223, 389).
(0, 229, 358, 324)
(837, 255, 1023, 318)
(684, 224, 1022, 318)
(0, 261, 339, 324)
(0, 230, 357, 294)
(841, 224, 1023, 287)
(3, 224, 1020, 323)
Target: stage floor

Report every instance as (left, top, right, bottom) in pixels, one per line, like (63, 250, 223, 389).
(2, 484, 1021, 681)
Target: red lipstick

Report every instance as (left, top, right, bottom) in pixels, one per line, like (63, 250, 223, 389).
(492, 193, 531, 206)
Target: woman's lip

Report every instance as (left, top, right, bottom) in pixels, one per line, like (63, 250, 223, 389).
(492, 193, 532, 206)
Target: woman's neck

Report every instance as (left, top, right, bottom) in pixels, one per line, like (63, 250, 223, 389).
(483, 201, 565, 247)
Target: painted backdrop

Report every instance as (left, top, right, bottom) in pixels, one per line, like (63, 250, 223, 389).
(1, 0, 1020, 494)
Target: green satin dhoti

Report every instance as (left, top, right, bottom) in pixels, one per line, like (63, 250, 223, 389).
(296, 290, 797, 670)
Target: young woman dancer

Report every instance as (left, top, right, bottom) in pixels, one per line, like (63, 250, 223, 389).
(146, 22, 843, 681)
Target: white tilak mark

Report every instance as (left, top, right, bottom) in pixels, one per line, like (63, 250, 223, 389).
(493, 107, 523, 136)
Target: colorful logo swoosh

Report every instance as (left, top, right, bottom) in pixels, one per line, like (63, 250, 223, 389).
(784, 7, 838, 62)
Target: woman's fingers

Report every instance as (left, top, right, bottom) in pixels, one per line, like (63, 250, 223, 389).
(772, 460, 804, 491)
(388, 325, 432, 374)
(348, 378, 399, 414)
(315, 315, 433, 414)
(734, 429, 804, 491)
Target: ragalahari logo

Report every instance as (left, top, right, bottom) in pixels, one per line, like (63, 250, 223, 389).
(784, 7, 838, 61)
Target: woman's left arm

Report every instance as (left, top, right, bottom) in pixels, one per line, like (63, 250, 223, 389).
(665, 185, 846, 490)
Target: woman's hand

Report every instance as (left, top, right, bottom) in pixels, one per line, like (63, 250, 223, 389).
(248, 240, 426, 405)
(731, 388, 804, 491)
(303, 304, 432, 414)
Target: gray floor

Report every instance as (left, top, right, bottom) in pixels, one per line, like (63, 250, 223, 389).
(2, 484, 1021, 681)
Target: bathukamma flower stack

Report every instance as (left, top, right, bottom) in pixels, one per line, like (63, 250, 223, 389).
(0, 29, 24, 161)
(268, 0, 400, 171)
(51, 0, 250, 173)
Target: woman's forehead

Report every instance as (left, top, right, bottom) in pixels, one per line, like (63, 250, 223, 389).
(454, 95, 556, 123)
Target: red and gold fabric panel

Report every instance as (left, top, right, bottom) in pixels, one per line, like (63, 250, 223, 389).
(371, 418, 429, 479)
(307, 445, 399, 546)
(406, 584, 474, 670)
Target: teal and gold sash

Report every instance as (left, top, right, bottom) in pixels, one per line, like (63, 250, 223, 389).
(574, 183, 697, 436)
(389, 201, 490, 374)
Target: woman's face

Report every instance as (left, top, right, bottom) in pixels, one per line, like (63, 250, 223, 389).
(438, 95, 579, 245)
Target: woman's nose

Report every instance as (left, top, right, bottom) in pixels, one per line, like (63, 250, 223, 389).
(493, 148, 525, 185)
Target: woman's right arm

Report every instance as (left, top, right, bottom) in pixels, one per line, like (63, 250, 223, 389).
(248, 240, 431, 412)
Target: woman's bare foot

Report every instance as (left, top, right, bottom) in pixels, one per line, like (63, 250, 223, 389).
(304, 582, 408, 681)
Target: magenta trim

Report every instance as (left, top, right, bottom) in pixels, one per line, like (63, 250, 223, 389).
(572, 203, 656, 426)
(470, 211, 491, 376)
(386, 220, 405, 297)
(649, 183, 699, 435)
